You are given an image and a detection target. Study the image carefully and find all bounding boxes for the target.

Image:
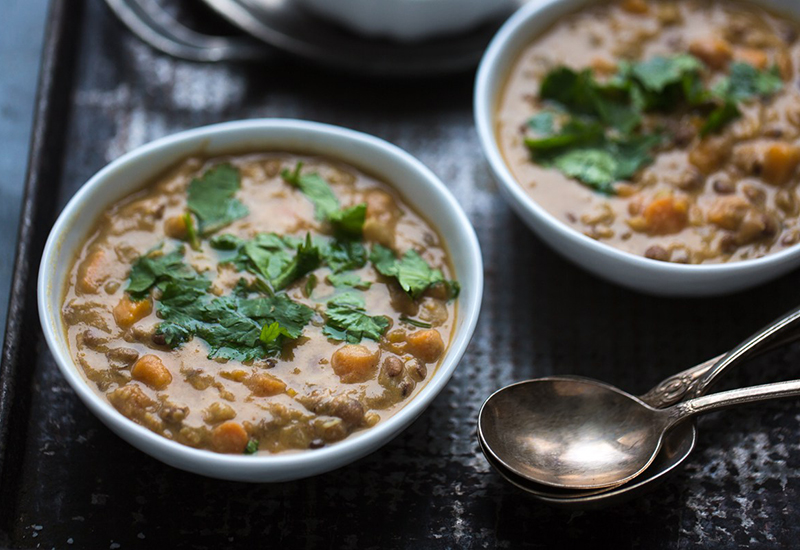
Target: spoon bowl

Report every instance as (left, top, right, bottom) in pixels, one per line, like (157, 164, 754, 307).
(479, 376, 669, 489)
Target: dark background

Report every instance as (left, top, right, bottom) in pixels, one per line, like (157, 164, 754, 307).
(3, 0, 800, 548)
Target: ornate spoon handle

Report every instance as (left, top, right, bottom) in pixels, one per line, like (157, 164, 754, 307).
(639, 325, 800, 409)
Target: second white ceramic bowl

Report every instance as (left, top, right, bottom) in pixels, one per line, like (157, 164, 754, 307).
(38, 119, 483, 482)
(475, 0, 800, 296)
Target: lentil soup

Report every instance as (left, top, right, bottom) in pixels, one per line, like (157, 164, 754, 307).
(62, 152, 459, 454)
(497, 0, 800, 264)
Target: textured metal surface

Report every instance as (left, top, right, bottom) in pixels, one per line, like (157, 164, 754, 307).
(3, 0, 800, 547)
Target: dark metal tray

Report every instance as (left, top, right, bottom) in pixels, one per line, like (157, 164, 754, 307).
(3, 0, 800, 547)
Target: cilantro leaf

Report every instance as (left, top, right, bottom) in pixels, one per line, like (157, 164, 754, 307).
(281, 162, 366, 237)
(272, 234, 321, 291)
(323, 292, 389, 344)
(528, 112, 555, 135)
(553, 149, 618, 194)
(126, 246, 209, 300)
(244, 439, 259, 454)
(370, 245, 455, 299)
(209, 234, 244, 250)
(327, 272, 372, 290)
(187, 164, 248, 235)
(399, 316, 432, 329)
(713, 62, 783, 102)
(281, 163, 340, 221)
(631, 54, 703, 93)
(321, 239, 367, 273)
(157, 285, 314, 361)
(183, 213, 201, 251)
(328, 203, 367, 239)
(525, 118, 605, 152)
(701, 101, 741, 137)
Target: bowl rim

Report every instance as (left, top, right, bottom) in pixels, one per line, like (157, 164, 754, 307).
(474, 0, 800, 277)
(37, 118, 483, 478)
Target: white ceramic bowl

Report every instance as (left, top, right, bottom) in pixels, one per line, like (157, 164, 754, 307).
(38, 119, 483, 482)
(294, 0, 516, 42)
(475, 0, 800, 296)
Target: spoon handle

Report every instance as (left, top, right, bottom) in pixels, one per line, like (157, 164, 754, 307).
(639, 327, 800, 409)
(667, 378, 800, 427)
(691, 306, 800, 400)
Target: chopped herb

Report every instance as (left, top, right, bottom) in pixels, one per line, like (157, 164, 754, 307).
(370, 245, 457, 300)
(323, 292, 389, 344)
(713, 62, 783, 102)
(209, 233, 245, 251)
(244, 439, 259, 454)
(701, 101, 741, 137)
(304, 273, 317, 297)
(629, 54, 703, 94)
(187, 164, 248, 235)
(126, 246, 209, 300)
(399, 316, 432, 329)
(182, 212, 201, 251)
(281, 162, 367, 237)
(327, 272, 371, 290)
(531, 56, 784, 190)
(157, 284, 314, 361)
(321, 239, 367, 273)
(271, 234, 321, 291)
(527, 112, 555, 135)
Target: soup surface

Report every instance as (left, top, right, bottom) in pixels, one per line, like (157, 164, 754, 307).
(498, 0, 800, 263)
(62, 153, 458, 454)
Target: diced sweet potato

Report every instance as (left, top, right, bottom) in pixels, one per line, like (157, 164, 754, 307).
(211, 421, 249, 454)
(131, 354, 172, 390)
(641, 196, 689, 235)
(331, 345, 380, 384)
(77, 249, 109, 294)
(113, 295, 152, 329)
(405, 329, 445, 364)
(763, 143, 800, 185)
(245, 372, 286, 397)
(734, 141, 800, 185)
(734, 48, 769, 70)
(689, 37, 733, 70)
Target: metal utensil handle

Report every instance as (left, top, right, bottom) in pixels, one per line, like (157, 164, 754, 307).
(639, 326, 800, 409)
(667, 378, 800, 427)
(104, 0, 271, 62)
(691, 305, 800, 400)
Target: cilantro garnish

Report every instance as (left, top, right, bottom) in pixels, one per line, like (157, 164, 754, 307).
(370, 244, 458, 300)
(187, 164, 248, 235)
(323, 292, 389, 344)
(126, 245, 313, 361)
(221, 232, 320, 293)
(244, 439, 259, 454)
(183, 212, 201, 251)
(126, 246, 209, 300)
(399, 316, 432, 329)
(156, 286, 314, 361)
(327, 272, 371, 290)
(281, 162, 367, 238)
(531, 56, 784, 192)
(271, 234, 321, 291)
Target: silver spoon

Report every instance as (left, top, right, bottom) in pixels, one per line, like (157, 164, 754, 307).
(481, 375, 800, 490)
(478, 305, 800, 491)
